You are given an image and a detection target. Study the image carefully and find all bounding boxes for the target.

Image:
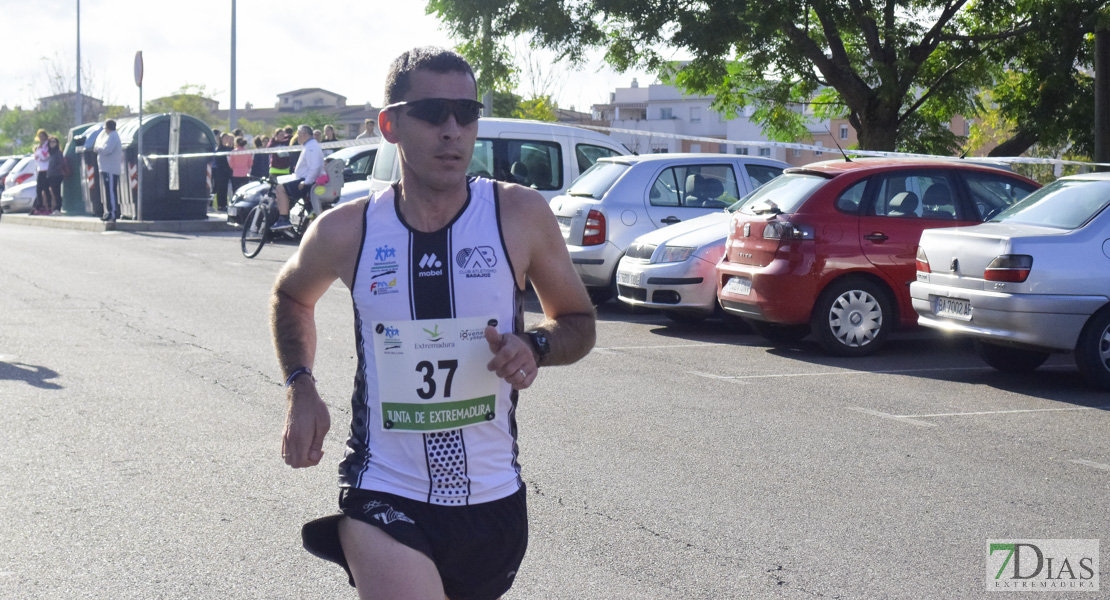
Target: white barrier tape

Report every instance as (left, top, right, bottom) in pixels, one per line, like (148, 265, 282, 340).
(580, 125, 1110, 169)
(142, 137, 379, 160)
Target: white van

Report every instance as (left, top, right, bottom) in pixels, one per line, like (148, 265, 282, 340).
(367, 118, 630, 201)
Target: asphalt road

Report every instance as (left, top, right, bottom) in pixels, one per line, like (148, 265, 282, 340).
(1, 222, 1107, 599)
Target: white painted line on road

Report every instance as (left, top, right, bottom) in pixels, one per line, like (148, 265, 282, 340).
(595, 343, 725, 354)
(686, 365, 987, 381)
(688, 371, 753, 384)
(847, 407, 938, 428)
(903, 406, 1110, 418)
(1070, 459, 1110, 472)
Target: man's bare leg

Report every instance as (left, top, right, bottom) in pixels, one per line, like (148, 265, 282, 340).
(275, 183, 291, 216)
(338, 517, 447, 600)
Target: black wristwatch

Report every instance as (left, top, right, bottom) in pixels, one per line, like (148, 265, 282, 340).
(526, 329, 551, 365)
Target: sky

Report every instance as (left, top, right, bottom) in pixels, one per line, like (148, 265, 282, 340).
(5, 0, 658, 116)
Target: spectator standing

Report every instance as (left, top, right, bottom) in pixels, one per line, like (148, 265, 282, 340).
(269, 128, 292, 176)
(45, 136, 66, 215)
(354, 118, 376, 140)
(285, 126, 301, 168)
(31, 129, 50, 215)
(250, 136, 269, 179)
(212, 132, 234, 211)
(228, 137, 253, 194)
(94, 119, 122, 222)
(322, 124, 339, 157)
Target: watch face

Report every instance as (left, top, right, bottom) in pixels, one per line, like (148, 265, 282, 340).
(529, 331, 550, 359)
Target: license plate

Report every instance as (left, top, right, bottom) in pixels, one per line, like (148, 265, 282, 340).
(617, 270, 642, 287)
(227, 206, 238, 217)
(723, 276, 751, 296)
(556, 216, 572, 236)
(934, 296, 972, 320)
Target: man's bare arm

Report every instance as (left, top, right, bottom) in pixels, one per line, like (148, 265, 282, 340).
(496, 184, 596, 372)
(269, 200, 363, 467)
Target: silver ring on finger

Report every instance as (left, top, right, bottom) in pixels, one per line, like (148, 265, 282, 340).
(517, 368, 527, 379)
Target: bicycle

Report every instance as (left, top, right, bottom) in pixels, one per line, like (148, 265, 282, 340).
(240, 177, 315, 259)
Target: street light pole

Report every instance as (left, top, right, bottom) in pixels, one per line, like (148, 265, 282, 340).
(75, 0, 82, 126)
(229, 0, 237, 133)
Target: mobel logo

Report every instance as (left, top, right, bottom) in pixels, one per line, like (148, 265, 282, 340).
(987, 539, 1099, 592)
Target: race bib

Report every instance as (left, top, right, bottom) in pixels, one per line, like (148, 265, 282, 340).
(372, 316, 501, 433)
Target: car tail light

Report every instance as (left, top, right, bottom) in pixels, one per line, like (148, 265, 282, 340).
(762, 221, 814, 241)
(582, 210, 606, 246)
(984, 255, 1032, 282)
(915, 247, 930, 273)
(15, 173, 32, 185)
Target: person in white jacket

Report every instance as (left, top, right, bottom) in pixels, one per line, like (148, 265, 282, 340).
(94, 120, 123, 222)
(272, 124, 324, 231)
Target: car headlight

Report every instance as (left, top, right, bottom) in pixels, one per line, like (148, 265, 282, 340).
(654, 246, 696, 264)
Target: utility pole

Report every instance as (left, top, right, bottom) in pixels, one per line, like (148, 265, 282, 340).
(229, 0, 237, 133)
(75, 0, 82, 126)
(1095, 27, 1110, 171)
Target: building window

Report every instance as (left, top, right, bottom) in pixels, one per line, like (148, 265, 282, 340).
(660, 107, 673, 120)
(759, 148, 771, 157)
(690, 107, 702, 123)
(690, 143, 701, 153)
(815, 141, 824, 156)
(736, 147, 749, 155)
(793, 148, 803, 157)
(839, 124, 849, 140)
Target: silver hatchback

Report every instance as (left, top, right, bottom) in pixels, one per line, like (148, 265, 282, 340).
(550, 153, 787, 304)
(910, 173, 1110, 389)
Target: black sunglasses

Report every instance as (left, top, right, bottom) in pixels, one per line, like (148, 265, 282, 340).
(385, 98, 483, 126)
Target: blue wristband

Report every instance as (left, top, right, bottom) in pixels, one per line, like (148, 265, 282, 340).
(284, 367, 314, 388)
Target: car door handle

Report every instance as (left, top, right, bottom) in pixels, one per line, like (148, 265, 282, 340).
(864, 232, 888, 242)
(661, 216, 681, 224)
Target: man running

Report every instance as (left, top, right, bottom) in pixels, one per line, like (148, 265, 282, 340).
(270, 47, 595, 599)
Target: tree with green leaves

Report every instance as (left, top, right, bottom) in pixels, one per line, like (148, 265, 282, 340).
(428, 0, 1104, 155)
(144, 84, 219, 125)
(275, 111, 331, 133)
(980, 1, 1105, 157)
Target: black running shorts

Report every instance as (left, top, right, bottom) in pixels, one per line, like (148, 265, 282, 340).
(338, 486, 528, 600)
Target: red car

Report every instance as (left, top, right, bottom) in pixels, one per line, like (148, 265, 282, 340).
(716, 158, 1040, 356)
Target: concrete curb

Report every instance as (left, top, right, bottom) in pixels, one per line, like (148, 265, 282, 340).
(0, 212, 236, 233)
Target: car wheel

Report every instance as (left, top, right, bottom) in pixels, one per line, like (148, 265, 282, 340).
(974, 340, 1050, 373)
(811, 278, 892, 357)
(1074, 309, 1110, 390)
(748, 319, 810, 344)
(664, 311, 708, 324)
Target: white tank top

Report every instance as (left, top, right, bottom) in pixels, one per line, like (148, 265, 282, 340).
(339, 177, 525, 506)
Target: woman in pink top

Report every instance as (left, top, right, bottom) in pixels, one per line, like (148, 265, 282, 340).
(228, 137, 253, 194)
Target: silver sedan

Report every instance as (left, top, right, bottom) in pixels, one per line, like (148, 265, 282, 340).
(910, 172, 1110, 389)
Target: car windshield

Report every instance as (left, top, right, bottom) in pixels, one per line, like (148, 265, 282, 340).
(735, 173, 827, 215)
(565, 161, 628, 198)
(990, 179, 1110, 229)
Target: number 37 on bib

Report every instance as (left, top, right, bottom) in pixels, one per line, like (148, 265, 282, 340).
(372, 316, 502, 433)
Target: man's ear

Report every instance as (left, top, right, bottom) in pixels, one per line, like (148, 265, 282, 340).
(379, 110, 399, 143)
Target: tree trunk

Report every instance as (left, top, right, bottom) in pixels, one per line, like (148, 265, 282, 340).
(854, 114, 900, 151)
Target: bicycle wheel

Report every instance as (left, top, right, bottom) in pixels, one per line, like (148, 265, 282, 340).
(241, 205, 269, 258)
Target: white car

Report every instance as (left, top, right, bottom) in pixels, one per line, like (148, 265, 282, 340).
(3, 156, 37, 191)
(616, 215, 748, 323)
(910, 172, 1110, 389)
(551, 153, 788, 303)
(368, 117, 629, 202)
(0, 180, 38, 213)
